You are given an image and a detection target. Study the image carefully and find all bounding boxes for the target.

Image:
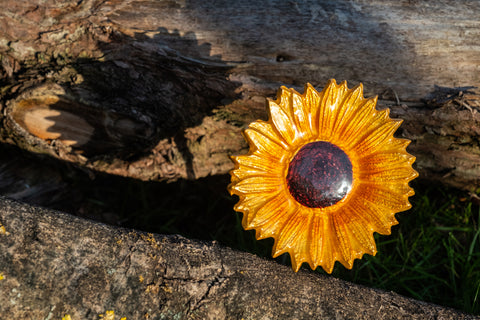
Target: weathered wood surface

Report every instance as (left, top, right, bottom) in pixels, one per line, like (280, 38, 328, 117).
(0, 197, 476, 319)
(1, 0, 480, 190)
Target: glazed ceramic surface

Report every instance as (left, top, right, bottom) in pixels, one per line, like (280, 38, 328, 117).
(228, 79, 418, 273)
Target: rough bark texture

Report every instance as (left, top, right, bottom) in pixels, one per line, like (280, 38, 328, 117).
(0, 0, 480, 190)
(0, 197, 476, 319)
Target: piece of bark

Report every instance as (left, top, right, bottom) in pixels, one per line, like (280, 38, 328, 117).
(0, 197, 476, 319)
(1, 0, 480, 190)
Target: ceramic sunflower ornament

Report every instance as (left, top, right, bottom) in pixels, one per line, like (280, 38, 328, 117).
(228, 79, 418, 273)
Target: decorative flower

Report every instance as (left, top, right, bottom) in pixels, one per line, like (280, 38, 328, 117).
(228, 79, 418, 273)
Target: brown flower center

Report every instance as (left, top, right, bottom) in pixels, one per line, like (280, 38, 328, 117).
(286, 141, 353, 208)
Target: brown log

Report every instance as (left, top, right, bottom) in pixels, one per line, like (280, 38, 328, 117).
(1, 0, 480, 191)
(0, 197, 476, 319)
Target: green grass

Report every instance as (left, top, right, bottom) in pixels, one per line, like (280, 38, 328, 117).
(327, 185, 480, 314)
(48, 172, 480, 315)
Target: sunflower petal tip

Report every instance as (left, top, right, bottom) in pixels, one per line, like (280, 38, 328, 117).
(271, 244, 283, 258)
(343, 260, 355, 270)
(323, 263, 335, 274)
(227, 183, 235, 195)
(292, 260, 302, 272)
(277, 86, 293, 98)
(327, 78, 338, 86)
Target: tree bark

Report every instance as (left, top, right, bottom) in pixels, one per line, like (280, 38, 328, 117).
(1, 0, 480, 190)
(0, 197, 476, 319)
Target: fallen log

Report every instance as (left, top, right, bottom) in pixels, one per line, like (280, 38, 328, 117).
(0, 197, 476, 319)
(0, 0, 480, 190)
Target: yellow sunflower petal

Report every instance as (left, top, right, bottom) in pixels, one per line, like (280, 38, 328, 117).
(232, 154, 283, 176)
(272, 209, 303, 255)
(247, 192, 289, 229)
(230, 168, 265, 181)
(337, 97, 378, 147)
(244, 127, 285, 158)
(333, 211, 355, 268)
(248, 120, 290, 151)
(319, 214, 339, 273)
(357, 152, 417, 184)
(348, 195, 398, 235)
(381, 138, 412, 154)
(305, 213, 342, 273)
(358, 152, 416, 171)
(268, 100, 298, 145)
(352, 118, 403, 155)
(230, 175, 282, 194)
(234, 191, 280, 227)
(359, 183, 414, 212)
(361, 167, 418, 184)
(337, 204, 377, 255)
(254, 196, 297, 239)
(229, 79, 417, 273)
(290, 90, 310, 140)
(303, 83, 322, 136)
(308, 213, 325, 269)
(346, 216, 377, 257)
(272, 209, 312, 272)
(318, 79, 349, 139)
(330, 84, 365, 138)
(331, 205, 377, 269)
